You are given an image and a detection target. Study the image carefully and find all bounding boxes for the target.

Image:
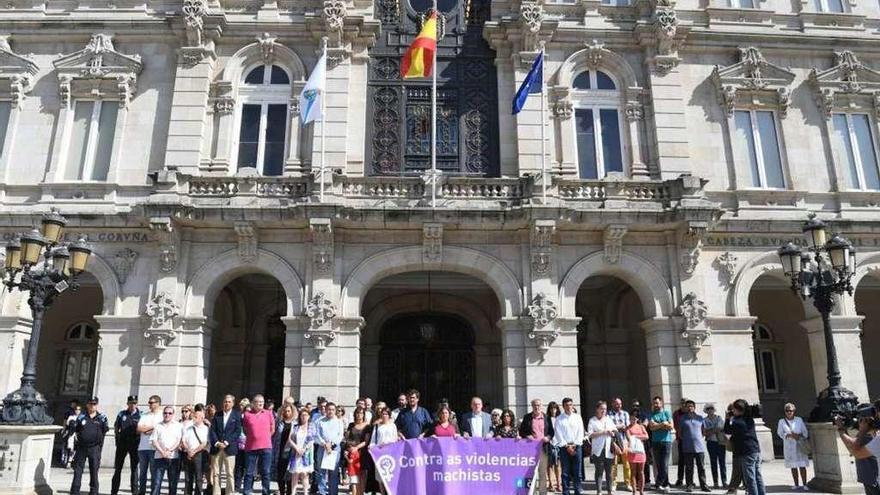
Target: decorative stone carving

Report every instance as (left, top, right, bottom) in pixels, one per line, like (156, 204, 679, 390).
(310, 218, 333, 274)
(551, 99, 573, 120)
(808, 51, 880, 119)
(585, 40, 605, 68)
(679, 292, 708, 328)
(214, 96, 234, 114)
(234, 221, 257, 263)
(182, 0, 208, 47)
(530, 220, 555, 275)
(53, 33, 143, 108)
(0, 36, 38, 108)
(527, 293, 559, 354)
(519, 0, 544, 51)
(624, 101, 644, 121)
(423, 223, 443, 263)
(711, 46, 795, 118)
(323, 0, 347, 44)
(304, 291, 337, 356)
(681, 326, 711, 353)
(256, 33, 277, 64)
(679, 222, 708, 275)
(646, 0, 686, 75)
(716, 252, 738, 286)
(603, 225, 628, 264)
(144, 292, 180, 349)
(420, 168, 445, 204)
(111, 248, 138, 284)
(150, 217, 178, 273)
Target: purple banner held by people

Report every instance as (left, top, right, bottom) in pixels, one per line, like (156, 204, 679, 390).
(369, 437, 542, 495)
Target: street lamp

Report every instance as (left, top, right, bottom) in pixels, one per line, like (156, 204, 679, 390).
(1, 210, 92, 424)
(777, 213, 859, 422)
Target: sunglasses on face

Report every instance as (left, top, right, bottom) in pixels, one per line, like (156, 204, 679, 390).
(148, 401, 158, 405)
(163, 412, 173, 415)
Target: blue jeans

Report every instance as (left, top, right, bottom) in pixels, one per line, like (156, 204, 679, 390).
(313, 446, 325, 493)
(151, 457, 180, 495)
(559, 445, 582, 495)
(707, 441, 727, 486)
(244, 449, 273, 495)
(316, 447, 340, 495)
(739, 452, 765, 495)
(652, 442, 671, 488)
(138, 450, 154, 495)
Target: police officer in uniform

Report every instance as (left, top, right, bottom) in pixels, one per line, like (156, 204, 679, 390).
(71, 396, 109, 495)
(112, 395, 142, 495)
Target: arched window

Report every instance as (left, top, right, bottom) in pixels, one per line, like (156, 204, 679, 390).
(61, 322, 98, 395)
(571, 69, 625, 179)
(235, 64, 291, 177)
(752, 322, 779, 393)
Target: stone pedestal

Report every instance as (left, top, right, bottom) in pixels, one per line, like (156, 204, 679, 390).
(806, 422, 863, 494)
(0, 425, 61, 495)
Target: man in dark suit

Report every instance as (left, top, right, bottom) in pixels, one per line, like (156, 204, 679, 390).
(211, 394, 242, 495)
(459, 396, 493, 439)
(520, 398, 555, 494)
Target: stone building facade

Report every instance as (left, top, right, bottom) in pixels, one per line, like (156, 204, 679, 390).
(0, 0, 878, 458)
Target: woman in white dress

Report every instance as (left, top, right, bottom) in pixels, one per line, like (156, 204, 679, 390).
(370, 408, 401, 495)
(777, 403, 810, 491)
(288, 408, 316, 495)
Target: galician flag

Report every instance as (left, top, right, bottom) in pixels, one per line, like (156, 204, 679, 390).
(512, 51, 543, 114)
(401, 11, 438, 78)
(299, 51, 327, 124)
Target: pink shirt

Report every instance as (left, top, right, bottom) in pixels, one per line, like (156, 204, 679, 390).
(434, 423, 457, 437)
(531, 414, 546, 439)
(243, 409, 274, 451)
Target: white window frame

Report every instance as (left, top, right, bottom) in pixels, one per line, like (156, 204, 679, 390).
(571, 70, 627, 179)
(814, 0, 847, 13)
(60, 99, 115, 182)
(735, 108, 787, 189)
(232, 63, 292, 176)
(833, 112, 880, 191)
(727, 0, 756, 8)
(752, 323, 780, 394)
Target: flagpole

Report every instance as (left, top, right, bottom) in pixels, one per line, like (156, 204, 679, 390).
(539, 41, 547, 203)
(430, 0, 438, 209)
(319, 37, 328, 203)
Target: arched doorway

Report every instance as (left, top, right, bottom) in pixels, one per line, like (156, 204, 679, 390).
(36, 271, 104, 422)
(855, 273, 880, 401)
(359, 271, 502, 415)
(747, 273, 814, 455)
(207, 273, 286, 406)
(575, 275, 650, 409)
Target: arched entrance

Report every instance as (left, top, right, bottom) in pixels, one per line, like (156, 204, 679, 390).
(855, 273, 880, 400)
(575, 275, 650, 408)
(36, 272, 104, 422)
(747, 273, 814, 455)
(359, 271, 502, 415)
(206, 274, 286, 406)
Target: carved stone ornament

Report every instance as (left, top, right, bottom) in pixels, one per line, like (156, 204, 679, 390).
(0, 36, 38, 108)
(519, 0, 544, 52)
(423, 223, 443, 263)
(679, 223, 707, 275)
(234, 221, 258, 263)
(144, 292, 180, 349)
(681, 327, 711, 353)
(310, 218, 333, 274)
(530, 220, 555, 275)
(624, 101, 644, 121)
(527, 293, 559, 354)
(304, 292, 337, 356)
(711, 46, 796, 118)
(808, 51, 880, 120)
(150, 217, 178, 273)
(53, 33, 143, 108)
(678, 292, 708, 329)
(603, 225, 628, 264)
(214, 96, 234, 114)
(111, 248, 139, 284)
(323, 0, 347, 43)
(551, 99, 573, 120)
(182, 0, 208, 47)
(716, 251, 738, 286)
(585, 40, 606, 69)
(256, 33, 277, 64)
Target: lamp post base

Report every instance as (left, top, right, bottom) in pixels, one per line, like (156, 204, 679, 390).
(0, 383, 54, 425)
(806, 422, 864, 494)
(809, 385, 860, 423)
(0, 425, 61, 495)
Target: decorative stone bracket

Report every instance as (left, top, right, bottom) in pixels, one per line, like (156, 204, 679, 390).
(678, 292, 710, 353)
(679, 222, 709, 276)
(519, 0, 545, 52)
(530, 220, 556, 275)
(423, 223, 443, 263)
(603, 225, 628, 264)
(304, 291, 338, 357)
(53, 33, 143, 108)
(150, 217, 179, 273)
(0, 36, 38, 108)
(111, 248, 139, 285)
(711, 46, 796, 118)
(310, 218, 333, 275)
(526, 293, 559, 354)
(808, 50, 880, 119)
(715, 251, 738, 286)
(234, 221, 258, 263)
(143, 292, 180, 350)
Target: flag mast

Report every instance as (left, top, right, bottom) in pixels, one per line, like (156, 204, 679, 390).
(430, 0, 438, 209)
(319, 36, 328, 203)
(539, 40, 547, 203)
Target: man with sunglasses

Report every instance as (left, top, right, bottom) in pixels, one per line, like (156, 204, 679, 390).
(137, 395, 163, 495)
(151, 406, 185, 495)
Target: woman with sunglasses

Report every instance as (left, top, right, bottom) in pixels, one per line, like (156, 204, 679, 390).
(777, 403, 810, 491)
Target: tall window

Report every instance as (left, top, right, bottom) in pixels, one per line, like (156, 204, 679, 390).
(752, 323, 779, 393)
(236, 64, 290, 177)
(572, 70, 624, 179)
(814, 0, 845, 12)
(831, 113, 880, 190)
(60, 322, 97, 395)
(601, 0, 631, 5)
(727, 0, 756, 7)
(733, 109, 785, 188)
(63, 100, 117, 181)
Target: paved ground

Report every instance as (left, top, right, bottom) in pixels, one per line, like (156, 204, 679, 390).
(48, 459, 836, 495)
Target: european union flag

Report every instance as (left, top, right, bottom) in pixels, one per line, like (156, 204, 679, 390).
(512, 52, 544, 115)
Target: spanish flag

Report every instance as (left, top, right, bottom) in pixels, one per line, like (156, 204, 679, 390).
(401, 11, 438, 78)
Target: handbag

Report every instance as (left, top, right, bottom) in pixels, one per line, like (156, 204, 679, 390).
(784, 418, 812, 456)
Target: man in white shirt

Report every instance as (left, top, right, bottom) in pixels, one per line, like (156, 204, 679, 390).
(316, 403, 344, 495)
(554, 398, 586, 495)
(460, 397, 493, 439)
(588, 401, 618, 495)
(150, 406, 184, 495)
(136, 395, 162, 495)
(182, 405, 210, 495)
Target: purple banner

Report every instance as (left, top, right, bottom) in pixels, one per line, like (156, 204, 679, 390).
(369, 437, 542, 495)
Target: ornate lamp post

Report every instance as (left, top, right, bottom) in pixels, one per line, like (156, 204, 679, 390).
(1, 211, 92, 424)
(777, 214, 859, 422)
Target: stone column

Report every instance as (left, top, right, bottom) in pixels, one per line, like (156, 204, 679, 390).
(163, 51, 216, 174)
(641, 317, 683, 401)
(137, 317, 214, 407)
(282, 316, 307, 400)
(647, 69, 691, 179)
(801, 315, 869, 401)
(807, 422, 862, 494)
(298, 316, 363, 408)
(498, 317, 529, 414)
(0, 314, 33, 394)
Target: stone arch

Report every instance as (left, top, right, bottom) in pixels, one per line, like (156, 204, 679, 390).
(555, 43, 639, 90)
(220, 41, 307, 88)
(84, 252, 121, 315)
(559, 250, 672, 319)
(184, 248, 304, 318)
(730, 250, 789, 317)
(845, 251, 880, 315)
(341, 246, 523, 318)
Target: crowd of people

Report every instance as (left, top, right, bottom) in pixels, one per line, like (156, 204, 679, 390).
(61, 391, 880, 495)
